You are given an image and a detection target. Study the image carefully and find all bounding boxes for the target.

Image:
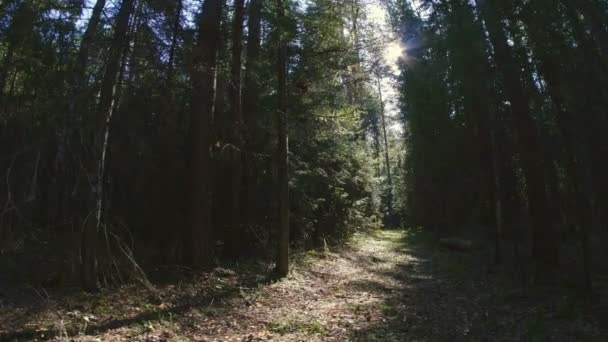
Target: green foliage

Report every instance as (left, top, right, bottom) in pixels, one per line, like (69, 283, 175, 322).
(288, 0, 382, 246)
(0, 0, 386, 286)
(381, 304, 397, 316)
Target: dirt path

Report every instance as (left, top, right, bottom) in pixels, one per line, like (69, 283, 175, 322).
(2, 229, 606, 341)
(108, 230, 413, 341)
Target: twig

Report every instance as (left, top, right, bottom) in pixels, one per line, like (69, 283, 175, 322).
(109, 231, 158, 295)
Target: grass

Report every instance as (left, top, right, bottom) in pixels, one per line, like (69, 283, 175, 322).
(381, 304, 398, 317)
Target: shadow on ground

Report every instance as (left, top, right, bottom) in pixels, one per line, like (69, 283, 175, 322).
(0, 261, 278, 341)
(348, 228, 607, 341)
(1, 228, 606, 341)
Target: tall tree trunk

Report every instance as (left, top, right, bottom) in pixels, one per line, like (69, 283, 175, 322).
(224, 0, 246, 259)
(349, 0, 362, 105)
(275, 0, 289, 277)
(166, 0, 183, 83)
(441, 0, 501, 261)
(378, 84, 392, 187)
(476, 0, 559, 279)
(373, 126, 382, 177)
(521, 2, 595, 291)
(564, 1, 608, 291)
(81, 0, 136, 291)
(190, 0, 224, 268)
(489, 129, 503, 263)
(242, 0, 263, 230)
(67, 0, 106, 245)
(376, 75, 393, 223)
(96, 0, 135, 129)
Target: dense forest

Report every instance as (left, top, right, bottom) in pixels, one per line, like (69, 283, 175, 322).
(0, 0, 395, 288)
(394, 0, 608, 286)
(0, 0, 607, 340)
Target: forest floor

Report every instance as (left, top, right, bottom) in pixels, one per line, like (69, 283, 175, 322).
(1, 228, 607, 341)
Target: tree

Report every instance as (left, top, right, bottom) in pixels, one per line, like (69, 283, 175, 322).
(275, 0, 289, 277)
(225, 0, 246, 259)
(476, 0, 558, 277)
(190, 0, 225, 268)
(242, 0, 264, 229)
(373, 70, 394, 224)
(81, 0, 136, 292)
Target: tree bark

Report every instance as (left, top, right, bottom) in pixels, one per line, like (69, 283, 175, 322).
(275, 0, 289, 277)
(67, 0, 107, 247)
(81, 0, 136, 292)
(476, 0, 558, 278)
(224, 0, 246, 259)
(442, 0, 501, 261)
(376, 75, 394, 223)
(190, 0, 224, 268)
(521, 1, 594, 291)
(377, 79, 392, 188)
(242, 0, 263, 229)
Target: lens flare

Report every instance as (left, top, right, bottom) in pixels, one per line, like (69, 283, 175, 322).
(384, 41, 405, 65)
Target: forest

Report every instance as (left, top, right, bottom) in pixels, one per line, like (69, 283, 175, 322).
(0, 0, 607, 340)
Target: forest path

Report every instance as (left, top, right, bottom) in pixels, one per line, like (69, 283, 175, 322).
(117, 229, 417, 341)
(72, 228, 498, 341)
(3, 228, 605, 341)
(123, 228, 605, 341)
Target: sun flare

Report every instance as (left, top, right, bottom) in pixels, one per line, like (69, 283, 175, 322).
(384, 41, 405, 65)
